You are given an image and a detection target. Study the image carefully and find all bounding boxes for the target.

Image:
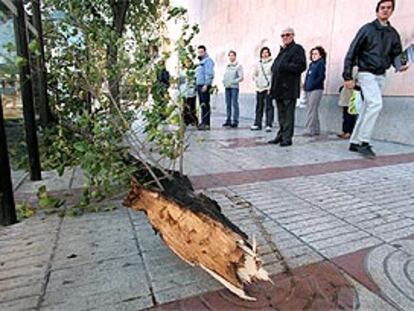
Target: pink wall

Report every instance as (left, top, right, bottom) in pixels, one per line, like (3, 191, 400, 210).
(181, 0, 414, 96)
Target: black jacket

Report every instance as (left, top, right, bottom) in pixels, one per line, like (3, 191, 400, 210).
(270, 42, 307, 100)
(343, 19, 403, 81)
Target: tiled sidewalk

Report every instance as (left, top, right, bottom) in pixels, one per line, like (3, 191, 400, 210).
(2, 116, 414, 310)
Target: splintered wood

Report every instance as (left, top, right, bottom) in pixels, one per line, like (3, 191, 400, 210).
(124, 179, 271, 300)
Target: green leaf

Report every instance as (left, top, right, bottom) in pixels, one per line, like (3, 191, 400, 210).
(74, 142, 88, 153)
(28, 39, 40, 55)
(37, 185, 48, 200)
(15, 56, 27, 68)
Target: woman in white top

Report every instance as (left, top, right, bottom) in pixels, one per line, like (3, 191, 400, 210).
(251, 47, 274, 132)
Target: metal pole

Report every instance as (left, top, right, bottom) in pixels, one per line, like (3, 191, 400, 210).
(0, 94, 18, 226)
(31, 0, 52, 127)
(13, 0, 41, 181)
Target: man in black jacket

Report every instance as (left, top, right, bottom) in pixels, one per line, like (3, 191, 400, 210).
(268, 27, 307, 147)
(343, 0, 409, 159)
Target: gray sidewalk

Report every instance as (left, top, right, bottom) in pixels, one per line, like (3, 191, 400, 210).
(2, 116, 414, 310)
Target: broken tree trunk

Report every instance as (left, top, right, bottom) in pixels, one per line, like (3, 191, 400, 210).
(123, 167, 271, 300)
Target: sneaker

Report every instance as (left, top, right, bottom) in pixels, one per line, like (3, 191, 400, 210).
(349, 143, 360, 152)
(265, 126, 272, 132)
(358, 144, 376, 159)
(198, 124, 210, 131)
(222, 122, 231, 127)
(250, 125, 261, 131)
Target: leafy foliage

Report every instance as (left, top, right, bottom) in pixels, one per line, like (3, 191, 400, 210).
(36, 0, 199, 194)
(15, 202, 36, 221)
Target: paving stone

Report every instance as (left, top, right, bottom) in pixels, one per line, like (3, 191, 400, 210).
(17, 169, 74, 193)
(47, 256, 148, 292)
(154, 282, 219, 305)
(320, 237, 382, 258)
(0, 282, 43, 302)
(310, 231, 370, 250)
(0, 253, 50, 272)
(366, 241, 414, 310)
(301, 226, 357, 243)
(0, 276, 42, 292)
(92, 296, 154, 311)
(0, 264, 46, 281)
(378, 226, 414, 242)
(11, 170, 28, 191)
(0, 295, 39, 311)
(345, 276, 397, 311)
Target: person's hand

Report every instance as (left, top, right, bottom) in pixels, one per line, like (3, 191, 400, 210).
(344, 80, 355, 89)
(400, 64, 410, 72)
(201, 85, 208, 93)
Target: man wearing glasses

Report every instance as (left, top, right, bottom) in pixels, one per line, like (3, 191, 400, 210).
(268, 27, 307, 147)
(343, 0, 409, 159)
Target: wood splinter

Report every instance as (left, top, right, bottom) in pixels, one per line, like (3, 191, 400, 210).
(123, 175, 271, 301)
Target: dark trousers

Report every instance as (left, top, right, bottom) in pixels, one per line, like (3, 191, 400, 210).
(342, 107, 357, 134)
(275, 99, 296, 143)
(197, 85, 211, 126)
(183, 96, 198, 126)
(225, 88, 240, 125)
(254, 91, 274, 128)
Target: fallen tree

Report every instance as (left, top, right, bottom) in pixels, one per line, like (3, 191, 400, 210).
(124, 166, 271, 300)
(33, 0, 272, 301)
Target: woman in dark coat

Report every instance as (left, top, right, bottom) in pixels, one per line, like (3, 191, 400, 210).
(303, 46, 327, 136)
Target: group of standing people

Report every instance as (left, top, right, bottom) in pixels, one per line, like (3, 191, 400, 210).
(180, 0, 409, 159)
(182, 27, 327, 148)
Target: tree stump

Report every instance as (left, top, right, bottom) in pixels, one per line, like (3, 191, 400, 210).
(123, 170, 271, 300)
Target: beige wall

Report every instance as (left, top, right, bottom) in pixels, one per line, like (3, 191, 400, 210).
(180, 0, 414, 96)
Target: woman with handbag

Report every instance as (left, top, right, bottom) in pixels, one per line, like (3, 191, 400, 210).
(251, 47, 274, 132)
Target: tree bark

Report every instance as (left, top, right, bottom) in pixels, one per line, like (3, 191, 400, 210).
(31, 0, 53, 127)
(107, 0, 129, 103)
(123, 167, 271, 300)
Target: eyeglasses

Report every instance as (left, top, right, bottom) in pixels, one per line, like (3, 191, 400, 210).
(281, 33, 292, 38)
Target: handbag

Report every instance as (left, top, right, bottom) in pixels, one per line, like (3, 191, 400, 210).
(348, 90, 362, 115)
(260, 62, 270, 87)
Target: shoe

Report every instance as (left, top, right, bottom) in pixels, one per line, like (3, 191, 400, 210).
(268, 137, 282, 144)
(338, 133, 351, 139)
(265, 126, 272, 132)
(349, 143, 360, 152)
(186, 124, 196, 129)
(302, 132, 313, 137)
(230, 123, 238, 128)
(250, 125, 261, 131)
(222, 122, 231, 127)
(198, 124, 210, 131)
(280, 141, 293, 147)
(358, 143, 376, 159)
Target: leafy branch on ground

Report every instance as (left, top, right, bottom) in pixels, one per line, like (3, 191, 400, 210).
(8, 1, 200, 213)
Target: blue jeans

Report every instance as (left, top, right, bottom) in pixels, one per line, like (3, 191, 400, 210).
(197, 85, 211, 126)
(225, 88, 239, 125)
